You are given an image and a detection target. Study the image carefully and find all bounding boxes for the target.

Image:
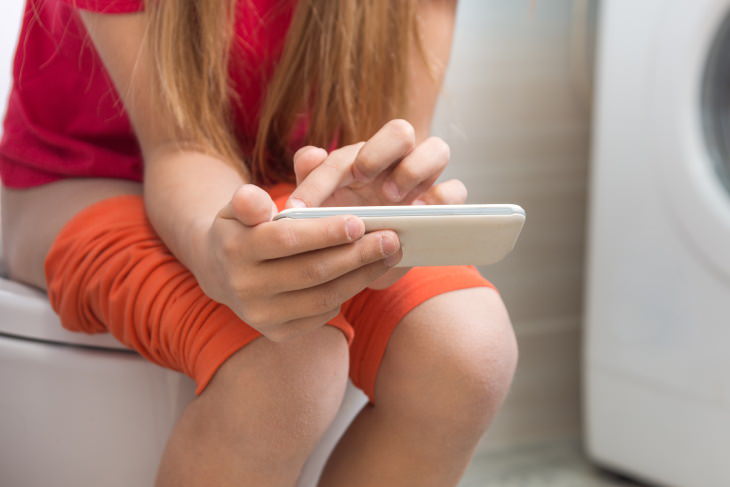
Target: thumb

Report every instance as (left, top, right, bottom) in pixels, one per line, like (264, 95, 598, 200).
(219, 184, 275, 226)
(292, 146, 328, 185)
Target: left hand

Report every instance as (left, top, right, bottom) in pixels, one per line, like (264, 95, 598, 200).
(285, 119, 468, 289)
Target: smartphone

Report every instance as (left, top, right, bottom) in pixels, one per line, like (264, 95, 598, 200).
(274, 204, 525, 267)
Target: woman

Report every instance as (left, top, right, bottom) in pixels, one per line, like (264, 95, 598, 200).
(1, 0, 518, 485)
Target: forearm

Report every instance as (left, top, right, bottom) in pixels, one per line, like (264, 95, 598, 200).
(408, 0, 458, 141)
(143, 147, 246, 281)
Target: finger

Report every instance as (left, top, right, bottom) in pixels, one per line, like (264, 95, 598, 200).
(271, 251, 403, 321)
(219, 184, 276, 226)
(292, 146, 328, 185)
(261, 230, 400, 291)
(381, 136, 449, 202)
(417, 179, 468, 205)
(262, 307, 342, 343)
(368, 267, 411, 290)
(400, 171, 440, 205)
(351, 119, 416, 184)
(250, 215, 366, 260)
(286, 143, 363, 208)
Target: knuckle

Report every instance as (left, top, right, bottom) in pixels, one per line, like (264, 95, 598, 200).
(310, 307, 341, 329)
(245, 303, 276, 328)
(398, 163, 422, 185)
(354, 151, 378, 179)
(292, 145, 310, 161)
(355, 237, 380, 265)
(230, 275, 250, 297)
(322, 156, 342, 171)
(428, 136, 451, 161)
(265, 327, 290, 343)
(433, 183, 448, 201)
(387, 119, 416, 151)
(366, 235, 385, 261)
(324, 306, 341, 322)
(301, 260, 327, 284)
(272, 224, 299, 251)
(314, 290, 340, 314)
(220, 233, 240, 258)
(327, 217, 348, 242)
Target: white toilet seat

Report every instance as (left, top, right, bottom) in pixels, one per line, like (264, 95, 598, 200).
(0, 274, 129, 351)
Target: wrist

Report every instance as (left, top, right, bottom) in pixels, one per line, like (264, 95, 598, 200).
(185, 214, 217, 286)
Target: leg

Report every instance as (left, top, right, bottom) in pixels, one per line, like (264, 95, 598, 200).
(319, 287, 518, 487)
(156, 325, 350, 487)
(40, 192, 352, 486)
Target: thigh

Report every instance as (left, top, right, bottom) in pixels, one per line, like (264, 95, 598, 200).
(2, 178, 143, 288)
(343, 265, 496, 403)
(197, 324, 351, 426)
(41, 189, 354, 396)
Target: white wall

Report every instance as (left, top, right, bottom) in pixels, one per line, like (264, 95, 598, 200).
(432, 0, 596, 449)
(0, 1, 24, 257)
(0, 2, 23, 116)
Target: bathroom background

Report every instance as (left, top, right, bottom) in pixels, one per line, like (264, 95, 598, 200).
(0, 0, 641, 485)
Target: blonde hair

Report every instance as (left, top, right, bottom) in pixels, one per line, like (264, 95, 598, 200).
(145, 0, 421, 185)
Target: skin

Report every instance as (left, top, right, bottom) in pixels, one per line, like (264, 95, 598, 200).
(1, 1, 518, 486)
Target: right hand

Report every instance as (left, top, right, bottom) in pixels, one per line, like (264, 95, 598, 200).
(200, 184, 402, 342)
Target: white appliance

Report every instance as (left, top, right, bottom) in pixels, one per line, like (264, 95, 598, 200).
(0, 3, 365, 486)
(585, 1, 730, 486)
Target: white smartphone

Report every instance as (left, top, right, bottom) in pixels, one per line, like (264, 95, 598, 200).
(274, 204, 525, 267)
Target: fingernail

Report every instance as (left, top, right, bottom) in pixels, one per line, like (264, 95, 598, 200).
(412, 199, 426, 206)
(380, 231, 399, 256)
(382, 181, 401, 202)
(288, 197, 306, 208)
(345, 217, 364, 241)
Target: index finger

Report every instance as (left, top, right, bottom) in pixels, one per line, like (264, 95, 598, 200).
(286, 143, 363, 208)
(250, 214, 366, 260)
(350, 119, 416, 184)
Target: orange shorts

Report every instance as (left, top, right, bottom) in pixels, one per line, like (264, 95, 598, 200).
(45, 184, 494, 403)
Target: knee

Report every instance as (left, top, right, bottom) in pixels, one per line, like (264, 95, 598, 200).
(427, 319, 517, 435)
(378, 291, 518, 436)
(190, 326, 350, 464)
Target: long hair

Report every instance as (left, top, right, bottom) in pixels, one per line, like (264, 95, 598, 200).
(144, 0, 421, 185)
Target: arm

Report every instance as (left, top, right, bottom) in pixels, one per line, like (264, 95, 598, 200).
(408, 0, 459, 141)
(5, 9, 401, 342)
(78, 12, 241, 277)
(2, 11, 225, 289)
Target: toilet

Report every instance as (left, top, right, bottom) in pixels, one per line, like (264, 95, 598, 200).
(0, 259, 366, 486)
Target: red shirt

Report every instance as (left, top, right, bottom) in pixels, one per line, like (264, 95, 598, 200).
(0, 0, 293, 188)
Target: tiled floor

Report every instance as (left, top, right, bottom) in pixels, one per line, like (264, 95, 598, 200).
(459, 440, 648, 487)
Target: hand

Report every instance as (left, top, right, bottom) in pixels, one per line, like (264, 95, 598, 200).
(285, 119, 467, 289)
(285, 119, 467, 209)
(200, 184, 403, 342)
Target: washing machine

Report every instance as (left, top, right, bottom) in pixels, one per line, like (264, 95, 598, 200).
(585, 1, 730, 486)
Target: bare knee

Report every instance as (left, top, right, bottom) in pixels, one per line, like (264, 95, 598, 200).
(178, 326, 349, 471)
(376, 288, 518, 436)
